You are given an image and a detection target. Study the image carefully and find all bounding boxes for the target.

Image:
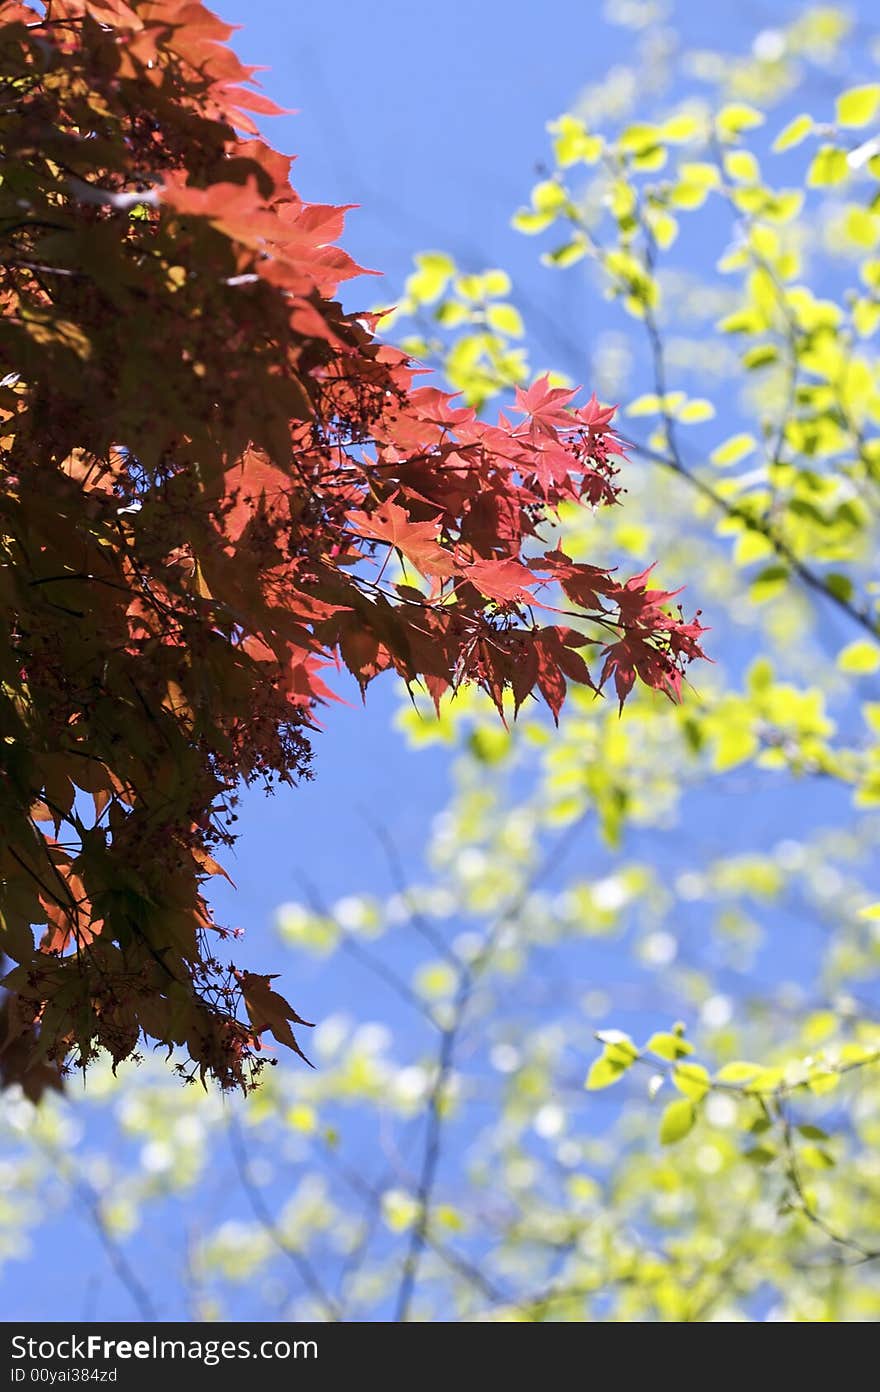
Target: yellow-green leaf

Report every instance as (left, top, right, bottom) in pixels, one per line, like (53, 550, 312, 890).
(646, 1032, 694, 1062)
(659, 1098, 697, 1144)
(716, 103, 765, 140)
(673, 1062, 711, 1100)
(486, 304, 525, 337)
(405, 251, 454, 304)
(677, 398, 716, 424)
(541, 238, 588, 269)
(512, 209, 556, 235)
(836, 84, 880, 129)
(626, 393, 662, 417)
(837, 640, 880, 674)
(585, 1055, 627, 1090)
(807, 145, 849, 187)
(482, 269, 512, 298)
(548, 114, 603, 167)
(531, 179, 569, 215)
(711, 433, 756, 467)
(661, 112, 704, 144)
(725, 150, 760, 183)
(715, 1061, 761, 1084)
(773, 113, 814, 152)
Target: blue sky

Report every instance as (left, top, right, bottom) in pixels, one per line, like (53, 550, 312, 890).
(208, 0, 732, 913)
(204, 0, 862, 946)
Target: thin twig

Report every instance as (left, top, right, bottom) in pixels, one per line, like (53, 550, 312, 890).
(393, 812, 591, 1321)
(39, 1140, 158, 1322)
(226, 1111, 342, 1320)
(620, 430, 880, 641)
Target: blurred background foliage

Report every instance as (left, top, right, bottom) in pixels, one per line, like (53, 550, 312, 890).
(4, 0, 880, 1321)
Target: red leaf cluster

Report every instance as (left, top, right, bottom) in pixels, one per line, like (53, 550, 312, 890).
(0, 0, 705, 1091)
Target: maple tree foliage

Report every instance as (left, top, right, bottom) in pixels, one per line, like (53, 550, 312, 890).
(0, 0, 705, 1095)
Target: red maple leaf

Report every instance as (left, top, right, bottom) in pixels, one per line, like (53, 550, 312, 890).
(462, 557, 541, 605)
(0, 0, 706, 1095)
(347, 499, 455, 578)
(514, 374, 578, 434)
(238, 971, 314, 1065)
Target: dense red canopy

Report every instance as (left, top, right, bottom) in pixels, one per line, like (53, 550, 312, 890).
(0, 0, 705, 1093)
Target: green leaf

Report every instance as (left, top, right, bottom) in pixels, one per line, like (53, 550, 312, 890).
(719, 308, 763, 334)
(646, 1031, 694, 1061)
(766, 190, 805, 223)
(540, 238, 588, 268)
(531, 179, 569, 215)
(802, 1011, 838, 1046)
(807, 145, 849, 187)
(744, 1145, 777, 1165)
(836, 84, 880, 128)
(711, 433, 756, 467)
(837, 640, 880, 674)
(586, 1030, 640, 1089)
(678, 161, 720, 188)
(661, 112, 704, 144)
(716, 103, 765, 140)
(548, 113, 603, 167)
(800, 1145, 835, 1169)
(646, 208, 678, 249)
(673, 1062, 711, 1100)
(725, 150, 760, 183)
(468, 725, 511, 765)
(594, 1029, 639, 1063)
(626, 393, 662, 417)
(669, 163, 718, 209)
(482, 270, 512, 298)
(512, 209, 555, 235)
(824, 572, 854, 602)
(659, 1098, 697, 1145)
(486, 304, 525, 337)
(747, 657, 774, 692)
(406, 252, 455, 304)
(435, 300, 469, 327)
(715, 1061, 762, 1083)
(618, 122, 663, 155)
(585, 1055, 627, 1090)
(750, 563, 790, 603)
(455, 274, 487, 301)
(741, 344, 779, 370)
(712, 720, 759, 771)
(773, 113, 814, 152)
(677, 398, 716, 424)
(844, 208, 880, 249)
(853, 297, 880, 337)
